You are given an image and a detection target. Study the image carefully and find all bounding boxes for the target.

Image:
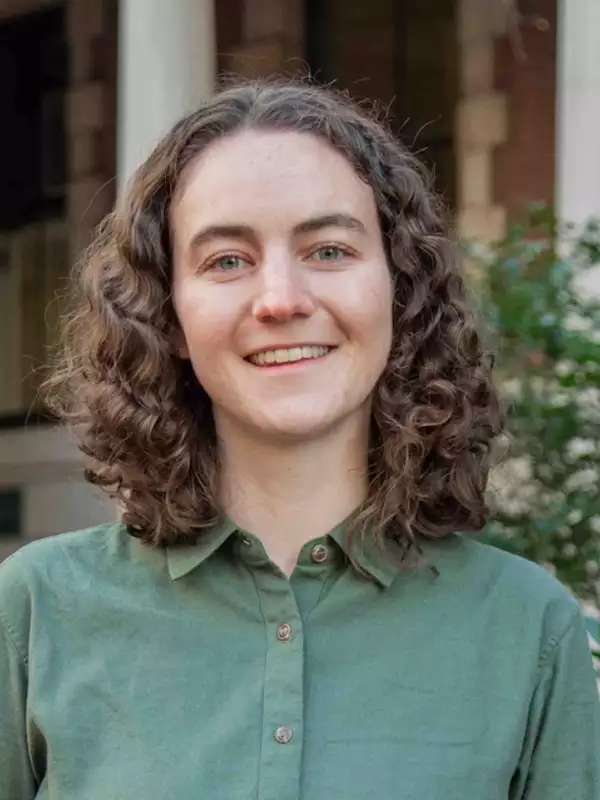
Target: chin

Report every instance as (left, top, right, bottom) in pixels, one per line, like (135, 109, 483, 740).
(256, 417, 332, 441)
(251, 405, 359, 442)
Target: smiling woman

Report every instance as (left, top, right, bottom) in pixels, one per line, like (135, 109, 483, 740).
(169, 127, 393, 469)
(1, 77, 599, 799)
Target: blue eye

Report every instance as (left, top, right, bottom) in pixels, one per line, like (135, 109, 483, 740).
(209, 255, 245, 272)
(313, 245, 348, 262)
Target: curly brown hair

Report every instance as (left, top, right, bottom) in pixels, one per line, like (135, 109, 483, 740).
(42, 76, 505, 561)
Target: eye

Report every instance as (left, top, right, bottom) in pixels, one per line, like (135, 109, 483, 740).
(311, 244, 352, 263)
(205, 254, 248, 273)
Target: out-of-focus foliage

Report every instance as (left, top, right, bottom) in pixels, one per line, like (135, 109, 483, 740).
(464, 207, 600, 607)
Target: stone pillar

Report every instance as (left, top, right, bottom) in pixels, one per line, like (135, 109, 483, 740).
(117, 0, 216, 189)
(556, 0, 600, 224)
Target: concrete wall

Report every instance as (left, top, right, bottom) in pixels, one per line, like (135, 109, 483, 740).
(0, 424, 118, 559)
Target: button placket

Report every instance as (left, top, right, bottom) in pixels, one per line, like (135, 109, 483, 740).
(252, 557, 304, 800)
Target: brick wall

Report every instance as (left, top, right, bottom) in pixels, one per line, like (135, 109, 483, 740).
(216, 0, 304, 80)
(0, 1, 119, 558)
(494, 0, 557, 220)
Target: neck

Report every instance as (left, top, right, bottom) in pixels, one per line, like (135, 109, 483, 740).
(216, 412, 370, 573)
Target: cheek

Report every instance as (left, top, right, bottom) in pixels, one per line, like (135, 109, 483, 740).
(176, 295, 233, 368)
(347, 271, 393, 352)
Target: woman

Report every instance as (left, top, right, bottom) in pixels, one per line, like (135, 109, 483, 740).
(1, 78, 599, 799)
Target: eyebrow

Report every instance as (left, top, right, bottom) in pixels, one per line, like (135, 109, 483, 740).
(187, 213, 367, 251)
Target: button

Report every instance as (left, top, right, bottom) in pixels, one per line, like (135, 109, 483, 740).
(240, 536, 252, 546)
(310, 544, 328, 563)
(274, 726, 294, 744)
(276, 623, 292, 642)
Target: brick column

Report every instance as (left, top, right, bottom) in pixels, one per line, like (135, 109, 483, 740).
(216, 0, 304, 79)
(455, 0, 508, 241)
(456, 0, 557, 242)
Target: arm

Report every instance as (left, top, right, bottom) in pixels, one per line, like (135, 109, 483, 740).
(511, 606, 600, 799)
(0, 615, 36, 799)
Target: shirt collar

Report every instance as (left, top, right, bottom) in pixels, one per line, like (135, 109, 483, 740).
(327, 518, 399, 588)
(166, 516, 238, 580)
(166, 513, 401, 588)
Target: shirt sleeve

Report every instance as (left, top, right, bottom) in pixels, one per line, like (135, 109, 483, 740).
(512, 605, 600, 799)
(0, 614, 36, 800)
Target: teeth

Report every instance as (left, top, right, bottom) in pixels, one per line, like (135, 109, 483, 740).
(249, 345, 331, 366)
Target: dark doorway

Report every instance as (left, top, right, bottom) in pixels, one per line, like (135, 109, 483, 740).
(0, 5, 68, 230)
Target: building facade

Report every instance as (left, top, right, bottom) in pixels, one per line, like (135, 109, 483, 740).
(0, 0, 598, 557)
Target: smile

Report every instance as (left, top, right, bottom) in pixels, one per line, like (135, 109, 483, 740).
(246, 345, 335, 367)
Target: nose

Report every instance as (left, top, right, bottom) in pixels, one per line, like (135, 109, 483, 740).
(251, 259, 316, 323)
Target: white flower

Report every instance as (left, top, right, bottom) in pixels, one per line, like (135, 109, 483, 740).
(590, 516, 600, 534)
(586, 560, 600, 576)
(565, 468, 599, 493)
(573, 265, 600, 302)
(576, 387, 600, 406)
(502, 378, 522, 400)
(567, 508, 584, 525)
(509, 456, 534, 482)
(488, 455, 564, 517)
(500, 497, 532, 515)
(555, 359, 577, 377)
(549, 392, 571, 408)
(581, 600, 600, 622)
(575, 387, 600, 423)
(562, 542, 577, 558)
(564, 311, 593, 332)
(566, 437, 597, 461)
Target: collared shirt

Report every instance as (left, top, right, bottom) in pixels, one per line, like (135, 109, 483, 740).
(1, 517, 599, 800)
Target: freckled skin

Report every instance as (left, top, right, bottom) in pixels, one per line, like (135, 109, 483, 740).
(170, 129, 393, 444)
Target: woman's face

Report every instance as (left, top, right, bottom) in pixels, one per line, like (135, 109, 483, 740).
(170, 129, 393, 442)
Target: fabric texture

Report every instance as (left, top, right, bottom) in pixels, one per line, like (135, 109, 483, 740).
(1, 517, 599, 799)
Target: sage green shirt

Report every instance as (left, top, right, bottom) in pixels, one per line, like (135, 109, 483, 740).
(1, 518, 599, 799)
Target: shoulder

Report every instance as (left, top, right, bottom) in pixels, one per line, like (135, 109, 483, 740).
(420, 533, 581, 652)
(0, 521, 124, 588)
(0, 523, 129, 653)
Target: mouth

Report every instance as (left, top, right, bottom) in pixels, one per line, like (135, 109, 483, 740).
(245, 344, 337, 368)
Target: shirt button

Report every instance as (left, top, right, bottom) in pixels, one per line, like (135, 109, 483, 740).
(311, 544, 329, 563)
(276, 623, 292, 641)
(274, 726, 294, 744)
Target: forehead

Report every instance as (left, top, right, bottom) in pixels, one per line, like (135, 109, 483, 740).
(172, 129, 378, 232)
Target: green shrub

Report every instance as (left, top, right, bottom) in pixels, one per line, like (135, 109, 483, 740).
(464, 208, 600, 609)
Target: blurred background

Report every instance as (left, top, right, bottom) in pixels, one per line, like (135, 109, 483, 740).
(0, 0, 599, 616)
